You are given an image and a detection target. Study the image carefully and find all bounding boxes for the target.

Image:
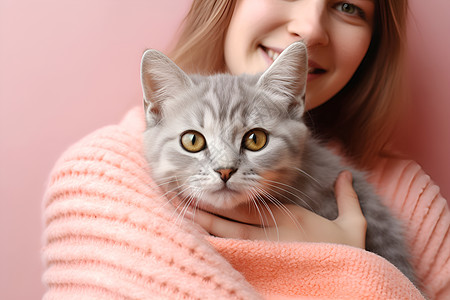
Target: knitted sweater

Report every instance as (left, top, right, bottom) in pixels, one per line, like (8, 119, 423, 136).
(42, 107, 450, 299)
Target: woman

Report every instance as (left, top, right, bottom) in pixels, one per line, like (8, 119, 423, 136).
(42, 0, 449, 298)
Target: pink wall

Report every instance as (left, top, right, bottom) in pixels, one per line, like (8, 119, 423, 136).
(0, 0, 192, 298)
(0, 0, 448, 298)
(402, 0, 450, 199)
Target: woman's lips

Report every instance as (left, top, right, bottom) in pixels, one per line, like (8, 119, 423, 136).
(307, 60, 326, 81)
(260, 45, 326, 81)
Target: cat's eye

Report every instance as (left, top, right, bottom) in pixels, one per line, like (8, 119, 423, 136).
(242, 129, 268, 151)
(180, 130, 206, 153)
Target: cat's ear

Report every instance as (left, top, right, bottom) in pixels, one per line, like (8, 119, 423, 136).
(257, 42, 308, 117)
(141, 49, 192, 125)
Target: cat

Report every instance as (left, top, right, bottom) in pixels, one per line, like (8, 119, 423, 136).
(140, 42, 418, 287)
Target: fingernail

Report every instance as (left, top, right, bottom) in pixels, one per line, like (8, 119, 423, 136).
(342, 170, 352, 181)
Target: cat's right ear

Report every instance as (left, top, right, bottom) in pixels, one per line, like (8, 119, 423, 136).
(140, 49, 192, 126)
(257, 42, 308, 120)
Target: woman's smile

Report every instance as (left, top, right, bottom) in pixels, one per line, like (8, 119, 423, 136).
(224, 0, 374, 110)
(260, 44, 327, 82)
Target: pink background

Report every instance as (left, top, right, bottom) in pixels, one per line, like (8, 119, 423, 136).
(0, 0, 449, 298)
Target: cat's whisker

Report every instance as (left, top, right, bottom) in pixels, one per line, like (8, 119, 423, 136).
(292, 167, 323, 188)
(154, 178, 180, 188)
(254, 186, 306, 237)
(163, 184, 193, 213)
(191, 192, 204, 221)
(154, 175, 189, 189)
(175, 190, 197, 226)
(247, 188, 268, 227)
(177, 188, 208, 229)
(151, 176, 187, 202)
(247, 188, 272, 241)
(261, 182, 304, 205)
(152, 174, 179, 182)
(189, 189, 204, 222)
(153, 180, 183, 198)
(157, 176, 193, 201)
(255, 192, 280, 242)
(262, 179, 316, 205)
(260, 181, 316, 213)
(173, 185, 203, 227)
(159, 179, 186, 198)
(168, 189, 190, 223)
(158, 186, 184, 208)
(174, 194, 190, 225)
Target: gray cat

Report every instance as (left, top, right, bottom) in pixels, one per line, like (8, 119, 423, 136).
(140, 42, 418, 287)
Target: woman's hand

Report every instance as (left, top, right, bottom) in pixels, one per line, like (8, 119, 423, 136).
(184, 171, 367, 249)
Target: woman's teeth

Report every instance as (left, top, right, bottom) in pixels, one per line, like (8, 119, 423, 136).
(266, 49, 280, 61)
(263, 46, 325, 74)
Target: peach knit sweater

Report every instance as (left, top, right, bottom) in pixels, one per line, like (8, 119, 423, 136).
(42, 107, 450, 299)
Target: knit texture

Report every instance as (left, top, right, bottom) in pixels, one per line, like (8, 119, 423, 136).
(42, 107, 450, 299)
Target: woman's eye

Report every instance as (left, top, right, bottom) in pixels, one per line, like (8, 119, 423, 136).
(180, 130, 206, 153)
(242, 129, 268, 151)
(335, 2, 366, 19)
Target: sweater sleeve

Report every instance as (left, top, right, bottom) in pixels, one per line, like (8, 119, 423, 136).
(370, 157, 450, 299)
(41, 107, 260, 300)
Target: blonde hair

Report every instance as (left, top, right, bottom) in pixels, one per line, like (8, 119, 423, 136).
(170, 1, 236, 74)
(169, 0, 409, 168)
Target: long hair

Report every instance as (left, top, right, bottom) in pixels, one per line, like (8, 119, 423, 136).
(170, 0, 236, 74)
(169, 0, 409, 168)
(304, 1, 409, 167)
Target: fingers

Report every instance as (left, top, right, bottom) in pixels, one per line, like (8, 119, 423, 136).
(334, 170, 367, 248)
(334, 171, 363, 220)
(187, 208, 278, 240)
(197, 202, 275, 227)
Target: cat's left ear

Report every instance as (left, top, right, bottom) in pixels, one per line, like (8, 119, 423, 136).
(257, 42, 308, 118)
(141, 49, 192, 126)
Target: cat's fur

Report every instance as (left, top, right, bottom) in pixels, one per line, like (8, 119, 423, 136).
(140, 42, 417, 286)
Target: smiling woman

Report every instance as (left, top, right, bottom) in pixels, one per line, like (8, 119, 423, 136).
(37, 0, 450, 299)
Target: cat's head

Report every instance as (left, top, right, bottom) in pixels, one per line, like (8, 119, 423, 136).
(141, 42, 309, 209)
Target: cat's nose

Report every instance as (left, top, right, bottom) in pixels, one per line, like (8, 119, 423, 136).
(214, 168, 237, 183)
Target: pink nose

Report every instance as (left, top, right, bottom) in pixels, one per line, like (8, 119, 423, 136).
(214, 168, 237, 183)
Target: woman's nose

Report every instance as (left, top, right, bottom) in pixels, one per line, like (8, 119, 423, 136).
(287, 1, 329, 47)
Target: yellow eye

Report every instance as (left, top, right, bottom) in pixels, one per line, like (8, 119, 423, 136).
(243, 129, 268, 151)
(180, 130, 206, 153)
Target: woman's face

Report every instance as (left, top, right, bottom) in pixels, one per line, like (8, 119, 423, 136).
(224, 0, 375, 110)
